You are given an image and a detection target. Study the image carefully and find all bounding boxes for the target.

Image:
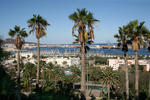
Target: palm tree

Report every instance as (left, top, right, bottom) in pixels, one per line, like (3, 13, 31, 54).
(149, 73, 150, 100)
(100, 67, 120, 100)
(39, 61, 47, 86)
(23, 62, 36, 92)
(88, 67, 101, 83)
(69, 66, 81, 77)
(126, 20, 147, 100)
(114, 26, 130, 100)
(27, 14, 50, 89)
(69, 8, 99, 96)
(8, 25, 28, 100)
(53, 66, 65, 83)
(142, 27, 150, 100)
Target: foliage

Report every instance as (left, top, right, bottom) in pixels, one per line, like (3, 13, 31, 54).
(0, 39, 9, 63)
(69, 8, 99, 52)
(27, 81, 80, 100)
(41, 63, 65, 86)
(69, 66, 81, 77)
(2, 15, 150, 100)
(0, 38, 17, 100)
(27, 14, 50, 89)
(128, 71, 149, 100)
(68, 66, 81, 83)
(100, 67, 120, 87)
(114, 25, 131, 56)
(125, 20, 149, 51)
(8, 25, 28, 50)
(0, 66, 17, 100)
(88, 67, 101, 83)
(88, 56, 108, 65)
(62, 61, 67, 65)
(100, 67, 120, 99)
(22, 62, 36, 91)
(27, 14, 50, 39)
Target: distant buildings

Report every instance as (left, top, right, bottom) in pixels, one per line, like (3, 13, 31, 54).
(43, 57, 80, 67)
(4, 53, 80, 68)
(3, 38, 150, 71)
(2, 38, 37, 51)
(3, 38, 15, 44)
(108, 57, 150, 71)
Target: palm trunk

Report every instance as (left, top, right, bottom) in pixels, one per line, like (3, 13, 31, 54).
(81, 42, 86, 97)
(29, 78, 31, 93)
(135, 51, 139, 100)
(36, 39, 40, 89)
(108, 84, 110, 100)
(54, 75, 56, 85)
(49, 70, 50, 81)
(27, 78, 29, 92)
(17, 49, 21, 100)
(124, 54, 129, 100)
(29, 73, 31, 93)
(148, 72, 150, 100)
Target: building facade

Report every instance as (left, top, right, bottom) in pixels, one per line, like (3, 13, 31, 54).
(108, 58, 150, 71)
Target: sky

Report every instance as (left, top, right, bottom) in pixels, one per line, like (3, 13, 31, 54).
(0, 0, 150, 44)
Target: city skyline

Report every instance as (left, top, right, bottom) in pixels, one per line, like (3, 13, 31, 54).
(0, 0, 150, 44)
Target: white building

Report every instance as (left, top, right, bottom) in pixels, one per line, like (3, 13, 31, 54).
(15, 52, 34, 59)
(25, 59, 36, 64)
(108, 58, 150, 71)
(44, 57, 80, 67)
(4, 55, 80, 68)
(23, 43, 36, 49)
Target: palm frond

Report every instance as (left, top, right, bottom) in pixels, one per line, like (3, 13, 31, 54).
(72, 23, 78, 36)
(41, 29, 46, 35)
(29, 29, 34, 34)
(14, 25, 20, 32)
(8, 25, 28, 49)
(72, 41, 79, 44)
(114, 34, 119, 39)
(27, 14, 50, 39)
(20, 30, 28, 37)
(8, 29, 16, 37)
(84, 32, 88, 42)
(69, 12, 79, 22)
(69, 8, 98, 47)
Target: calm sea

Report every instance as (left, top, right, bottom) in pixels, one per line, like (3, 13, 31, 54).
(23, 47, 150, 56)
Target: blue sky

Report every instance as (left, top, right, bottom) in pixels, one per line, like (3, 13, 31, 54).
(0, 0, 150, 44)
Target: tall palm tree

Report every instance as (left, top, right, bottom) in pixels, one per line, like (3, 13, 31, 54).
(100, 67, 120, 100)
(126, 20, 146, 100)
(8, 25, 28, 100)
(69, 8, 99, 96)
(114, 26, 130, 100)
(149, 72, 150, 100)
(142, 27, 150, 100)
(27, 14, 50, 89)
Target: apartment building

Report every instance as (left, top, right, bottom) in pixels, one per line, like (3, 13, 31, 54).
(108, 58, 150, 71)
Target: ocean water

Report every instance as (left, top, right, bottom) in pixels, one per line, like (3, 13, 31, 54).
(22, 47, 150, 56)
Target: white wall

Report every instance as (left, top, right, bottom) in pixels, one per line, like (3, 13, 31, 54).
(108, 59, 150, 71)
